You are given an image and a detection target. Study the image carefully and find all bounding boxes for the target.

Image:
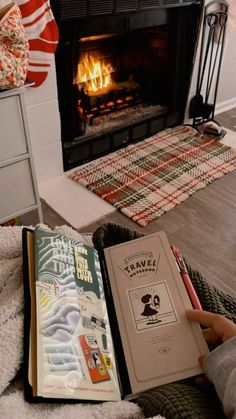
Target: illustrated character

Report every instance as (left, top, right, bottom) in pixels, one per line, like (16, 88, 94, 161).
(141, 293, 161, 325)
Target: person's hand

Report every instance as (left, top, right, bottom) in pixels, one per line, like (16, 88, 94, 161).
(186, 309, 236, 365)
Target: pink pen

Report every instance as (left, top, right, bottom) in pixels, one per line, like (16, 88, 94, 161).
(171, 244, 202, 310)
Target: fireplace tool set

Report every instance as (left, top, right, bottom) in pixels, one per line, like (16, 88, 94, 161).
(190, 0, 228, 138)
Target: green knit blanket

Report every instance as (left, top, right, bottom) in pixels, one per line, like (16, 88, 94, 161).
(92, 223, 236, 419)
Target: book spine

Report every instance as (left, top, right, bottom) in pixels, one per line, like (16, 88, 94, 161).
(99, 255, 132, 397)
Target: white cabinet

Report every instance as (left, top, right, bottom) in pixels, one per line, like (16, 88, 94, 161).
(0, 88, 43, 223)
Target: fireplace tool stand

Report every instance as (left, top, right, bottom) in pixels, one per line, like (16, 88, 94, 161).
(189, 0, 228, 138)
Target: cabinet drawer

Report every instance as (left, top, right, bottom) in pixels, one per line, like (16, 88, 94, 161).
(0, 159, 36, 220)
(0, 95, 27, 162)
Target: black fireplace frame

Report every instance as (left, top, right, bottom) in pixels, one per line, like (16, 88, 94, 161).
(51, 0, 201, 171)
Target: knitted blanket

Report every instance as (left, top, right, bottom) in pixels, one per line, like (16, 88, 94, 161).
(92, 223, 236, 419)
(70, 125, 236, 226)
(0, 225, 164, 419)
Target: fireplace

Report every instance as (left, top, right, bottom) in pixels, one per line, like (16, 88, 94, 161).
(51, 1, 201, 170)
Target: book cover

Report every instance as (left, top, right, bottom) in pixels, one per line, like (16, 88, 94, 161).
(23, 226, 120, 402)
(104, 231, 209, 396)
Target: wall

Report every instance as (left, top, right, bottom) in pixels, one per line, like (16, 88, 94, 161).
(186, 0, 236, 120)
(216, 28, 236, 112)
(24, 60, 63, 184)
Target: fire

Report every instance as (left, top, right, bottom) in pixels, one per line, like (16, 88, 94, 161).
(77, 53, 112, 94)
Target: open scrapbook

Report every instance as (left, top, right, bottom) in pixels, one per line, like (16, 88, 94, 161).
(22, 226, 208, 402)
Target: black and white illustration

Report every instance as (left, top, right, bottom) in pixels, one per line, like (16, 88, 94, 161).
(128, 282, 177, 332)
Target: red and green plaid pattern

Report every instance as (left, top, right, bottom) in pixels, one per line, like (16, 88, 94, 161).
(70, 125, 236, 226)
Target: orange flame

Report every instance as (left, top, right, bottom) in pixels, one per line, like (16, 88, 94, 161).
(77, 53, 112, 93)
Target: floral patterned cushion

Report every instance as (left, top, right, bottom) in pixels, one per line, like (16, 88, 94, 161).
(0, 2, 29, 87)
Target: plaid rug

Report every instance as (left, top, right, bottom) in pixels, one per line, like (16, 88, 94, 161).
(70, 125, 236, 226)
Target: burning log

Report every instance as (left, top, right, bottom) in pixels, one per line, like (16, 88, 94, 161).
(79, 79, 141, 110)
(87, 79, 140, 97)
(76, 52, 143, 126)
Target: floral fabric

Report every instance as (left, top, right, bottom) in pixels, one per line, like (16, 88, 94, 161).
(0, 3, 29, 87)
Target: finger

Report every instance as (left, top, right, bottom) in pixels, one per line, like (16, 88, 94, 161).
(186, 309, 219, 328)
(186, 309, 236, 342)
(194, 374, 208, 386)
(202, 328, 221, 347)
(199, 354, 206, 368)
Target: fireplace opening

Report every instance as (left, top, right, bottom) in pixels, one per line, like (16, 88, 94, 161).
(51, 1, 201, 170)
(76, 27, 171, 134)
